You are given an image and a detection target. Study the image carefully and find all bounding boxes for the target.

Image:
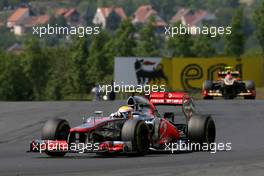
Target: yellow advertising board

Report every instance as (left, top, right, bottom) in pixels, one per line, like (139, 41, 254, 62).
(160, 56, 264, 90)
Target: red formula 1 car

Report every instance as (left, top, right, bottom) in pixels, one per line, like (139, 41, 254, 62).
(29, 92, 216, 157)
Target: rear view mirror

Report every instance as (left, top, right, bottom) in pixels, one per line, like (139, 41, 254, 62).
(94, 111, 103, 116)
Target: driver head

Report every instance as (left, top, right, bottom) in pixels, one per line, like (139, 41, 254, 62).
(118, 106, 133, 119)
(225, 74, 233, 80)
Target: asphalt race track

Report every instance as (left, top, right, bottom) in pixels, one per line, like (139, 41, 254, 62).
(0, 100, 264, 176)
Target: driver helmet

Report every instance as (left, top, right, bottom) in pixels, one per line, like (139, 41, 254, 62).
(118, 106, 133, 119)
(225, 74, 233, 80)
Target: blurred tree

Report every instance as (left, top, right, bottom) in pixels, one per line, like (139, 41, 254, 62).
(102, 19, 136, 75)
(100, 19, 137, 82)
(135, 18, 160, 57)
(71, 0, 81, 5)
(0, 53, 33, 100)
(0, 0, 8, 9)
(100, 21, 131, 74)
(22, 38, 51, 100)
(187, 0, 206, 9)
(106, 10, 122, 31)
(41, 15, 68, 46)
(191, 34, 216, 57)
(224, 7, 245, 58)
(87, 31, 111, 87)
(205, 0, 239, 10)
(123, 0, 137, 16)
(0, 28, 17, 50)
(253, 0, 264, 54)
(46, 47, 77, 100)
(205, 0, 221, 10)
(84, 4, 97, 25)
(149, 0, 177, 21)
(49, 15, 68, 27)
(224, 0, 240, 8)
(165, 24, 194, 57)
(112, 19, 136, 57)
(71, 37, 89, 99)
(214, 8, 234, 27)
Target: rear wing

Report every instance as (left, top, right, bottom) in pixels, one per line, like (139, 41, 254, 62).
(218, 71, 240, 78)
(149, 92, 189, 105)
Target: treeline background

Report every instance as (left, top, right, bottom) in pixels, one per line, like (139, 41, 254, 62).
(0, 0, 264, 100)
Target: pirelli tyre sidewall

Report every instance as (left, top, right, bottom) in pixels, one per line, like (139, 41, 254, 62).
(41, 118, 70, 157)
(121, 119, 150, 155)
(187, 115, 216, 148)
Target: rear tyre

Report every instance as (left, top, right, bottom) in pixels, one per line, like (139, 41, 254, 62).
(41, 118, 70, 157)
(202, 80, 213, 99)
(188, 115, 216, 151)
(121, 119, 150, 155)
(203, 80, 213, 90)
(245, 80, 255, 90)
(244, 80, 256, 99)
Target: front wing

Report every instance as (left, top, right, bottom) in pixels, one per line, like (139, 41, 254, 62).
(203, 89, 256, 97)
(29, 140, 133, 154)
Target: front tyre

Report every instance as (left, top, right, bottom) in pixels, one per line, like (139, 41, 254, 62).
(202, 80, 214, 99)
(41, 118, 70, 157)
(121, 119, 150, 155)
